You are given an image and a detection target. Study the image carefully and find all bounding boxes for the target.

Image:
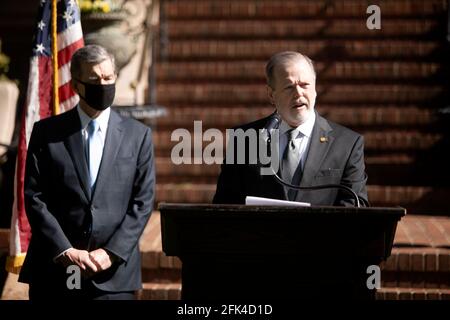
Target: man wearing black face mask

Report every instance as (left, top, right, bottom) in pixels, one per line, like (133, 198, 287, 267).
(19, 45, 155, 300)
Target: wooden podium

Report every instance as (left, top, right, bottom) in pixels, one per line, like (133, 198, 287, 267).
(159, 203, 406, 300)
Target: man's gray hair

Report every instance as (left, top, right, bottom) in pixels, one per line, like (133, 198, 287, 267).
(265, 51, 316, 89)
(70, 44, 116, 79)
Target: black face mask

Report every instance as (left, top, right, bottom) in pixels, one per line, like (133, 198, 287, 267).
(76, 79, 115, 111)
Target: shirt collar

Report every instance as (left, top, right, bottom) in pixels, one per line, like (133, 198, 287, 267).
(279, 111, 316, 139)
(77, 105, 111, 133)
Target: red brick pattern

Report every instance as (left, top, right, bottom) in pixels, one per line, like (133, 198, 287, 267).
(165, 40, 439, 60)
(150, 184, 450, 210)
(156, 184, 216, 203)
(152, 106, 436, 129)
(137, 213, 450, 300)
(376, 288, 450, 300)
(168, 20, 440, 39)
(394, 215, 450, 247)
(139, 285, 450, 300)
(165, 0, 446, 19)
(157, 84, 444, 104)
(140, 212, 182, 271)
(137, 283, 181, 300)
(366, 186, 435, 207)
(141, 214, 450, 268)
(155, 0, 448, 218)
(157, 61, 441, 81)
(146, 0, 450, 300)
(382, 248, 450, 273)
(152, 130, 442, 154)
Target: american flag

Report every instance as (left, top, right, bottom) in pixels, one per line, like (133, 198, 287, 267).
(7, 0, 84, 273)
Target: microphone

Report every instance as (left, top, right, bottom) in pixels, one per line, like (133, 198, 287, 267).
(265, 112, 281, 143)
(264, 113, 280, 160)
(263, 114, 361, 208)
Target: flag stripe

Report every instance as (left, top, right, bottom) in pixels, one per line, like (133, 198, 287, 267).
(57, 20, 83, 50)
(38, 56, 53, 119)
(58, 63, 72, 87)
(16, 111, 30, 253)
(58, 37, 84, 67)
(59, 81, 76, 104)
(24, 57, 42, 145)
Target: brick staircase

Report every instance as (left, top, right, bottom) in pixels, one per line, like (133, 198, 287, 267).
(377, 215, 450, 299)
(151, 0, 450, 212)
(1, 0, 449, 301)
(2, 214, 450, 300)
(137, 212, 450, 300)
(141, 0, 450, 300)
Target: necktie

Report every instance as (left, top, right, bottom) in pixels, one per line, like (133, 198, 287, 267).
(281, 129, 301, 200)
(87, 119, 102, 190)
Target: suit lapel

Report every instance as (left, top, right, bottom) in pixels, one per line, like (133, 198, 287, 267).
(91, 110, 124, 201)
(296, 113, 334, 200)
(63, 108, 91, 202)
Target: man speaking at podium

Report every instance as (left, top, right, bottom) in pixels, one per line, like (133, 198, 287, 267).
(213, 51, 369, 207)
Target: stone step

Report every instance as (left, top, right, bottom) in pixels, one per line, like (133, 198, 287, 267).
(152, 130, 443, 155)
(161, 39, 442, 61)
(153, 156, 450, 187)
(141, 214, 450, 270)
(153, 184, 450, 213)
(139, 212, 182, 283)
(376, 287, 450, 300)
(137, 282, 181, 300)
(167, 19, 443, 40)
(164, 0, 446, 19)
(381, 248, 450, 289)
(137, 283, 450, 300)
(390, 215, 450, 248)
(138, 214, 450, 296)
(156, 83, 446, 105)
(155, 159, 220, 183)
(151, 106, 438, 128)
(157, 61, 444, 83)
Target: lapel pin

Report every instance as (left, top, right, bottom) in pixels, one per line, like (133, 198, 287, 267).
(320, 136, 328, 143)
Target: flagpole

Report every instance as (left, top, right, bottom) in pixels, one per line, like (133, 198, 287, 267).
(52, 0, 59, 115)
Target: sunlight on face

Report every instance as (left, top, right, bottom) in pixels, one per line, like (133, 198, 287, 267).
(268, 59, 317, 127)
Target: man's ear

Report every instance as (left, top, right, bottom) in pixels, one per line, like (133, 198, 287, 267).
(267, 85, 275, 105)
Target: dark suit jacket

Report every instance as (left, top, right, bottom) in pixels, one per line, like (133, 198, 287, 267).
(19, 107, 155, 293)
(213, 112, 369, 207)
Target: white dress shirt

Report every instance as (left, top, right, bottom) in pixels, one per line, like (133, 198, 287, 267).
(77, 105, 110, 154)
(53, 106, 110, 262)
(278, 111, 316, 173)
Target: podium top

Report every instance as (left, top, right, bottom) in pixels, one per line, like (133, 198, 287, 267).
(158, 203, 406, 218)
(159, 203, 406, 260)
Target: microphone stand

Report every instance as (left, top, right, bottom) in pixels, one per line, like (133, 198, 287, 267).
(268, 165, 361, 208)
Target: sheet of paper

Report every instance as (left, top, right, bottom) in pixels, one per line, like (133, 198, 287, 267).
(245, 196, 311, 207)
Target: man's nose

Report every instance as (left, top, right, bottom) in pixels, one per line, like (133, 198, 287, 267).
(294, 84, 304, 98)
